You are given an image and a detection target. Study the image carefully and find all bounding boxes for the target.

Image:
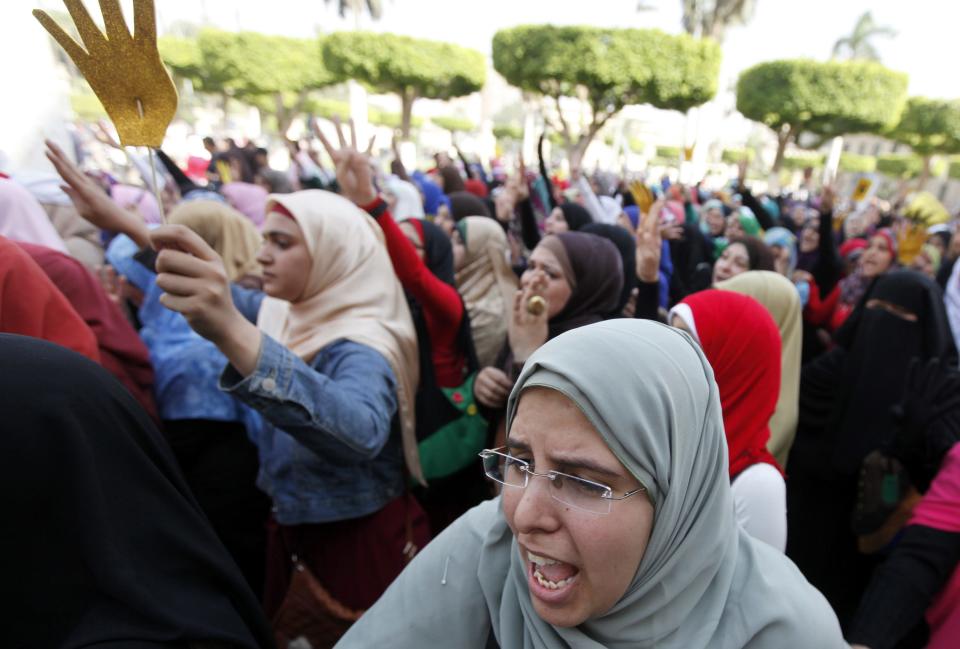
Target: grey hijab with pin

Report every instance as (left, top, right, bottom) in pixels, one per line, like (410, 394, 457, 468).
(336, 320, 845, 649)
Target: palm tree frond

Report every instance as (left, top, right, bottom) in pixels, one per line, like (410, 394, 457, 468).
(833, 11, 895, 62)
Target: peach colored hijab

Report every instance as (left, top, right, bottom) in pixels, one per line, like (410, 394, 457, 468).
(257, 190, 423, 484)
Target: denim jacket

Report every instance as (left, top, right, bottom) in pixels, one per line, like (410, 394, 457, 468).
(220, 333, 404, 526)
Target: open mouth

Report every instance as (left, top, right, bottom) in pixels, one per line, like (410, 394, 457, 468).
(526, 550, 580, 602)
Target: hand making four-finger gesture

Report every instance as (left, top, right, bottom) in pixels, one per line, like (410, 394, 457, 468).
(636, 197, 664, 284)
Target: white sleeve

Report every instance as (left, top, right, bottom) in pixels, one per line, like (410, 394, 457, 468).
(731, 463, 787, 552)
(575, 176, 605, 225)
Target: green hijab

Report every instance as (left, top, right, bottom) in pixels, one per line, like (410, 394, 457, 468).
(337, 320, 844, 649)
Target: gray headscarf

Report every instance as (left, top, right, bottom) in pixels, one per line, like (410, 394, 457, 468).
(337, 320, 845, 649)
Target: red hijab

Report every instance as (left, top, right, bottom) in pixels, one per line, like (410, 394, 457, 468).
(0, 236, 99, 362)
(464, 178, 489, 198)
(18, 242, 159, 422)
(680, 290, 783, 479)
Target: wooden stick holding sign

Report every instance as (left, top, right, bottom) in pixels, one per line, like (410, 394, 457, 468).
(33, 0, 177, 222)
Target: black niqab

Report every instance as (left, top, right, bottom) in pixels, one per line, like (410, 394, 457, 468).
(830, 271, 955, 473)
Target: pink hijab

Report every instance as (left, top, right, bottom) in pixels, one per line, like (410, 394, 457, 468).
(0, 178, 68, 253)
(110, 184, 162, 225)
(910, 442, 960, 648)
(222, 182, 268, 227)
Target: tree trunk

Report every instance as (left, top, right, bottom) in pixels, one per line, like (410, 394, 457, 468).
(918, 155, 932, 190)
(568, 133, 595, 171)
(274, 93, 292, 138)
(771, 124, 794, 173)
(400, 88, 415, 140)
(275, 89, 309, 140)
(221, 91, 230, 128)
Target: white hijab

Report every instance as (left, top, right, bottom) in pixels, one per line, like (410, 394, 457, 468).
(384, 176, 425, 222)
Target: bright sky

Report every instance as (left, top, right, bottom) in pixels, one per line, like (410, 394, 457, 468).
(134, 0, 959, 99)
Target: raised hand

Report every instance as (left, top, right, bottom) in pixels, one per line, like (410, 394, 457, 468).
(508, 275, 550, 363)
(151, 224, 263, 376)
(34, 0, 177, 147)
(314, 117, 378, 206)
(636, 198, 664, 283)
(45, 139, 152, 248)
(514, 151, 530, 201)
(391, 130, 402, 157)
(820, 184, 837, 213)
(660, 223, 684, 241)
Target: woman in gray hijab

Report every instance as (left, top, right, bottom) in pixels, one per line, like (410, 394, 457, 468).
(336, 320, 845, 648)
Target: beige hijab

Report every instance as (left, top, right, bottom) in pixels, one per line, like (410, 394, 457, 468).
(717, 271, 802, 465)
(454, 217, 518, 368)
(257, 190, 423, 485)
(167, 201, 262, 282)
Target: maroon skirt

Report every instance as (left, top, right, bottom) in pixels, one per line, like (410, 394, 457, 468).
(262, 493, 430, 616)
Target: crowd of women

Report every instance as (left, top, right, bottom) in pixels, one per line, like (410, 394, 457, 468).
(3, 118, 960, 649)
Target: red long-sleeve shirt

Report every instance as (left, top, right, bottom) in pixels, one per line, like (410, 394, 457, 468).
(362, 197, 466, 387)
(803, 281, 851, 333)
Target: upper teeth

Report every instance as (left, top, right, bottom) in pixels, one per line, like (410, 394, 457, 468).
(528, 551, 559, 566)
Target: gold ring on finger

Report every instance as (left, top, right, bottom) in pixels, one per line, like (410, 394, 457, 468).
(526, 295, 546, 316)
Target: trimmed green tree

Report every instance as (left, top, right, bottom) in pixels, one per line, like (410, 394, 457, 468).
(721, 148, 755, 164)
(322, 32, 486, 138)
(949, 157, 960, 181)
(492, 25, 720, 162)
(160, 29, 246, 113)
(736, 59, 908, 171)
(432, 116, 476, 133)
(656, 146, 682, 160)
(161, 30, 337, 134)
(493, 124, 523, 141)
(782, 152, 826, 171)
(231, 33, 337, 135)
(876, 153, 923, 179)
(889, 97, 960, 185)
(838, 153, 876, 173)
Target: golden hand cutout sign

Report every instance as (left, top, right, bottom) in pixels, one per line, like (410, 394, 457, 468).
(33, 0, 178, 148)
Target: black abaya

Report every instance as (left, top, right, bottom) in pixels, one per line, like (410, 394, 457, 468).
(1, 334, 274, 649)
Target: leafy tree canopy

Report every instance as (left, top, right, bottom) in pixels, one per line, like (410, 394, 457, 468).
(432, 116, 476, 133)
(737, 59, 908, 140)
(889, 97, 960, 157)
(837, 152, 876, 173)
(493, 25, 720, 119)
(876, 152, 923, 179)
(322, 31, 485, 100)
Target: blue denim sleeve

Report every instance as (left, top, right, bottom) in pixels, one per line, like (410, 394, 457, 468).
(219, 335, 398, 463)
(230, 284, 264, 324)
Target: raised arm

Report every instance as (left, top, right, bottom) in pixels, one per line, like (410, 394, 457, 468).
(46, 139, 151, 248)
(538, 133, 558, 211)
(814, 186, 842, 294)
